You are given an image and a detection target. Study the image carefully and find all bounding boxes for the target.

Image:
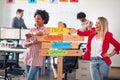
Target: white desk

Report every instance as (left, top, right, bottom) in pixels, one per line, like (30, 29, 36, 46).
(0, 47, 26, 53)
(0, 47, 26, 68)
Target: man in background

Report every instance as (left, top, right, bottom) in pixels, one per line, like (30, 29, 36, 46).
(11, 9, 27, 68)
(77, 12, 92, 30)
(12, 9, 27, 29)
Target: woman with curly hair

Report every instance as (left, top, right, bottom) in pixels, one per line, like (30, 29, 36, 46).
(23, 9, 49, 80)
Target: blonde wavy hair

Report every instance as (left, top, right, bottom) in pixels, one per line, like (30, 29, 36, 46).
(98, 17, 109, 36)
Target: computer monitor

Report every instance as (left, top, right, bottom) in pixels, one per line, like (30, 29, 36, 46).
(0, 28, 20, 40)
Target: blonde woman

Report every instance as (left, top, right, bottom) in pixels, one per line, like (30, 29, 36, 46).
(77, 17, 120, 80)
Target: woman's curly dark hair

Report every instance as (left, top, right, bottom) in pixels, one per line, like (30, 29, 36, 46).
(34, 9, 49, 24)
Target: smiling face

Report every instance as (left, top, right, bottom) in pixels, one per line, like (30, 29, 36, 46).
(17, 12, 24, 18)
(35, 14, 44, 27)
(95, 20, 102, 32)
(95, 17, 109, 35)
(79, 18, 86, 22)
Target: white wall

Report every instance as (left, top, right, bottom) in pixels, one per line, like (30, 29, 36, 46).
(0, 0, 2, 27)
(0, 0, 120, 67)
(0, 0, 13, 28)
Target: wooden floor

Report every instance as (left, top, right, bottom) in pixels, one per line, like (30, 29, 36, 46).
(109, 67, 120, 79)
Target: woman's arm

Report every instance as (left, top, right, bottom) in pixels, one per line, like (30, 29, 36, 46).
(33, 31, 44, 36)
(104, 50, 116, 57)
(24, 28, 45, 47)
(80, 21, 93, 31)
(77, 21, 93, 36)
(109, 50, 116, 57)
(103, 33, 120, 57)
(109, 34, 120, 54)
(24, 41, 34, 47)
(24, 39, 38, 47)
(77, 28, 95, 36)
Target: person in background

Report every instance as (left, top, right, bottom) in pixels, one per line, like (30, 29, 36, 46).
(23, 9, 49, 80)
(12, 9, 27, 29)
(77, 12, 92, 30)
(58, 21, 76, 80)
(11, 9, 27, 65)
(77, 16, 120, 80)
(77, 12, 93, 55)
(52, 21, 67, 75)
(58, 21, 67, 28)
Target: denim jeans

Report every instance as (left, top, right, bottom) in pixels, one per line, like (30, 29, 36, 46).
(26, 65, 41, 80)
(90, 57, 110, 80)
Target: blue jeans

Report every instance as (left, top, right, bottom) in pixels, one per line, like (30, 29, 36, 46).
(26, 65, 41, 80)
(90, 57, 110, 80)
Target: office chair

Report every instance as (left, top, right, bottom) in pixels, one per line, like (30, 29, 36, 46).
(0, 53, 12, 80)
(63, 56, 78, 80)
(52, 56, 78, 80)
(0, 52, 25, 80)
